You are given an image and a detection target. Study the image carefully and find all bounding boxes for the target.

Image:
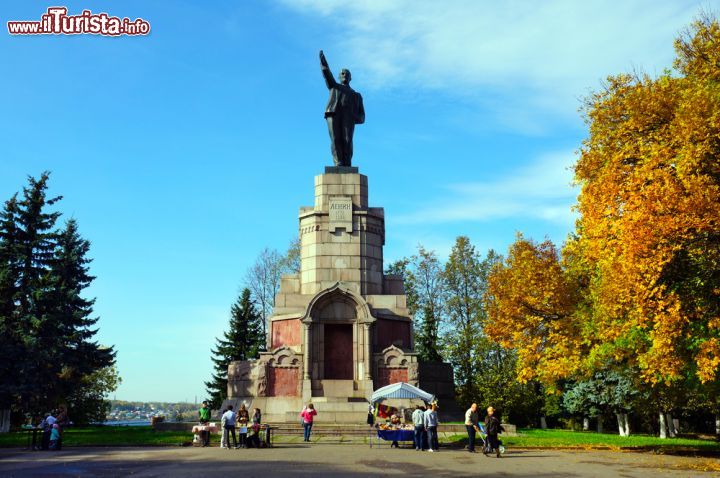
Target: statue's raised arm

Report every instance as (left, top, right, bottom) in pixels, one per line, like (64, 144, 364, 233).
(319, 50, 336, 89)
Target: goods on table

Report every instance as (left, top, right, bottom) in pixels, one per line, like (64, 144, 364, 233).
(376, 423, 413, 431)
(191, 423, 219, 434)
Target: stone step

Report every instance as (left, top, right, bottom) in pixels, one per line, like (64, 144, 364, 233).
(310, 401, 369, 412)
(270, 429, 372, 436)
(313, 412, 368, 423)
(154, 421, 515, 436)
(308, 396, 367, 403)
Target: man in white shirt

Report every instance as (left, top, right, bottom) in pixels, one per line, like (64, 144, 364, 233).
(424, 403, 440, 452)
(221, 406, 237, 449)
(465, 403, 480, 452)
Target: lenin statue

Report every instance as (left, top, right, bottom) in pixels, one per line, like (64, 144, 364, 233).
(319, 50, 365, 167)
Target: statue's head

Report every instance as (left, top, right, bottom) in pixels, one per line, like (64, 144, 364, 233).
(339, 68, 351, 85)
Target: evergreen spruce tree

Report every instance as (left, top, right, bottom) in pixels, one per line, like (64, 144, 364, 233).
(12, 173, 62, 413)
(49, 219, 115, 416)
(0, 195, 23, 416)
(0, 173, 116, 424)
(205, 288, 263, 408)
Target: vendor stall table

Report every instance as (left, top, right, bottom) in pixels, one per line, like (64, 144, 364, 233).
(376, 428, 414, 446)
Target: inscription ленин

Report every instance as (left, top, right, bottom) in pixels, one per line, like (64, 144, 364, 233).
(329, 197, 353, 232)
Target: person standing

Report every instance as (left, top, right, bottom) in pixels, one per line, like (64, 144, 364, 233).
(411, 405, 425, 451)
(40, 413, 56, 451)
(48, 424, 61, 450)
(55, 405, 69, 450)
(300, 403, 318, 442)
(198, 401, 211, 447)
(237, 404, 250, 448)
(248, 408, 262, 448)
(389, 414, 401, 448)
(219, 408, 228, 449)
(221, 406, 237, 449)
(484, 406, 503, 458)
(465, 403, 480, 453)
(424, 403, 440, 452)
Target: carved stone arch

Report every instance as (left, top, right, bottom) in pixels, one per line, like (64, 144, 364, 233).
(301, 282, 375, 324)
(379, 345, 407, 368)
(267, 345, 301, 368)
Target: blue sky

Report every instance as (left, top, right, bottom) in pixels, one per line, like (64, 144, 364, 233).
(0, 0, 709, 402)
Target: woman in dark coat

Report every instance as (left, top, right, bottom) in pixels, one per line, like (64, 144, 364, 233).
(484, 406, 502, 458)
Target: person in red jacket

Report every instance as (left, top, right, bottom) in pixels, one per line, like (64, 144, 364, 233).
(300, 403, 318, 442)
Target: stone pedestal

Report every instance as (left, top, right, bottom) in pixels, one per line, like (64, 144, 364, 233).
(226, 167, 458, 422)
(299, 172, 384, 296)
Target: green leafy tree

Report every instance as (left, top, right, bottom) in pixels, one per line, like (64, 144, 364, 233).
(385, 258, 418, 316)
(563, 371, 640, 436)
(386, 248, 444, 361)
(442, 237, 491, 405)
(412, 247, 446, 362)
(473, 339, 542, 426)
(205, 288, 264, 408)
(66, 364, 121, 425)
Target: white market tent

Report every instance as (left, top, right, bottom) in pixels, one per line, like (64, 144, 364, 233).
(371, 382, 435, 404)
(369, 382, 436, 448)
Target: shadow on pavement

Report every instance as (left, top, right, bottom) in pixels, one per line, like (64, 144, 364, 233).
(0, 450, 581, 478)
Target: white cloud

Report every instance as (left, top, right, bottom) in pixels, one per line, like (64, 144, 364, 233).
(394, 150, 578, 225)
(281, 0, 702, 129)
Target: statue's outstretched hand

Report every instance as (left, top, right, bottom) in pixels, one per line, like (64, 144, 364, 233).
(320, 50, 328, 67)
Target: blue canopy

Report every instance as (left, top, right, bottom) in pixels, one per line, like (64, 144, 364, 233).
(371, 382, 435, 403)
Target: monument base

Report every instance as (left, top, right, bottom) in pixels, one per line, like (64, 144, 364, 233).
(223, 168, 462, 423)
(325, 166, 359, 174)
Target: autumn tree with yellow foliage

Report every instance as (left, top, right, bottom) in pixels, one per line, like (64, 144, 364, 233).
(485, 235, 583, 388)
(487, 14, 720, 435)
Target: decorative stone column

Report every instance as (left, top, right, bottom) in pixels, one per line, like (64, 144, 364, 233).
(302, 322, 311, 380)
(301, 321, 313, 402)
(363, 323, 372, 380)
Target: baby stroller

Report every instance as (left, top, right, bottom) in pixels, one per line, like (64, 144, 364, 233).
(477, 423, 506, 456)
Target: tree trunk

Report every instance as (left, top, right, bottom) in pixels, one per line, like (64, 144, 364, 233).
(616, 413, 627, 436)
(583, 417, 590, 431)
(659, 411, 667, 439)
(540, 416, 547, 429)
(666, 414, 677, 437)
(0, 409, 10, 433)
(623, 413, 631, 437)
(596, 416, 604, 434)
(715, 413, 720, 436)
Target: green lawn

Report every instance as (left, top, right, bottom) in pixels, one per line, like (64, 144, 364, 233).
(448, 428, 720, 452)
(1, 426, 718, 453)
(0, 426, 198, 448)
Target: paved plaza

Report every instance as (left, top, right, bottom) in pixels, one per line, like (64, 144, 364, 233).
(0, 445, 717, 477)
